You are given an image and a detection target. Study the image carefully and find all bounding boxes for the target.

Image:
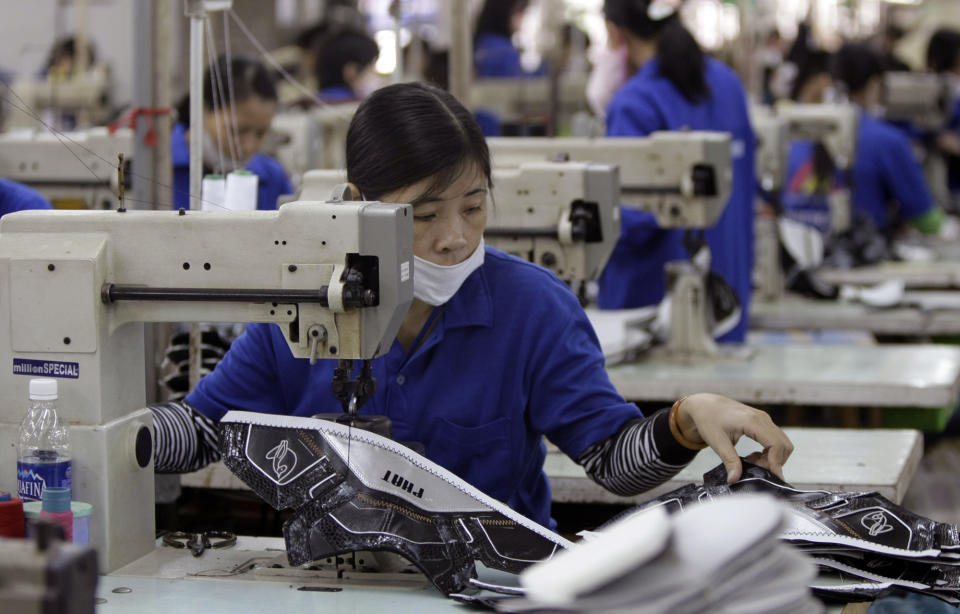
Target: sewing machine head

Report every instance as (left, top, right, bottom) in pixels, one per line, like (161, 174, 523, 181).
(749, 106, 790, 194)
(486, 133, 733, 230)
(882, 71, 951, 131)
(775, 103, 859, 170)
(0, 198, 413, 572)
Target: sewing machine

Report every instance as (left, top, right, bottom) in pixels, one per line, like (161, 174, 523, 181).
(266, 105, 358, 188)
(750, 104, 860, 302)
(470, 75, 589, 134)
(0, 127, 134, 210)
(882, 72, 950, 132)
(881, 71, 953, 208)
(4, 67, 112, 131)
(485, 134, 734, 361)
(0, 197, 414, 572)
(300, 161, 622, 283)
(749, 106, 790, 196)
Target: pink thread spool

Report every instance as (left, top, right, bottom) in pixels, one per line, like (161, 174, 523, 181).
(39, 486, 72, 542)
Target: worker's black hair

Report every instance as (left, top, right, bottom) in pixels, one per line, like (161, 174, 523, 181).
(833, 43, 883, 96)
(791, 49, 832, 102)
(345, 82, 492, 202)
(175, 55, 277, 124)
(314, 27, 379, 90)
(295, 23, 330, 50)
(474, 0, 529, 40)
(927, 28, 960, 73)
(603, 0, 710, 103)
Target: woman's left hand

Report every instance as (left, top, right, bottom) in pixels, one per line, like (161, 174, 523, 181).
(674, 392, 794, 484)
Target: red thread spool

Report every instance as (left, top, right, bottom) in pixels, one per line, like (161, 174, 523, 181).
(0, 491, 25, 538)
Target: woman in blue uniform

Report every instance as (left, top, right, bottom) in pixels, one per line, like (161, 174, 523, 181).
(150, 83, 792, 530)
(596, 0, 756, 343)
(472, 0, 545, 136)
(172, 55, 293, 210)
(313, 26, 380, 102)
(834, 43, 942, 235)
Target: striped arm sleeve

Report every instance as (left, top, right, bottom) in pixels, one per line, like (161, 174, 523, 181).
(149, 401, 221, 474)
(577, 408, 699, 497)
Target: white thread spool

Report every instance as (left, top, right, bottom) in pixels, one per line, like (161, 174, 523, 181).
(224, 170, 259, 211)
(200, 174, 226, 211)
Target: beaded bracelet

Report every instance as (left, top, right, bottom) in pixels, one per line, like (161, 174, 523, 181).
(669, 396, 708, 450)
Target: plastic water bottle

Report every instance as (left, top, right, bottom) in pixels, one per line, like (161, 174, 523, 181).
(17, 379, 72, 502)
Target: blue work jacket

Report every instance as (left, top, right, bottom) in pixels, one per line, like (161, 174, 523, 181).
(171, 123, 293, 211)
(187, 247, 643, 529)
(597, 57, 756, 343)
(852, 113, 935, 230)
(0, 178, 52, 218)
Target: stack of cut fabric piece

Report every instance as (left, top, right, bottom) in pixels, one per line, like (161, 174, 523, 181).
(462, 494, 820, 613)
(606, 462, 960, 606)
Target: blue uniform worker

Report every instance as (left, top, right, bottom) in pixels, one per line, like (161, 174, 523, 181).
(597, 57, 756, 342)
(148, 82, 795, 531)
(170, 122, 293, 211)
(831, 43, 941, 235)
(186, 248, 643, 529)
(0, 178, 53, 218)
(172, 56, 293, 211)
(852, 113, 936, 231)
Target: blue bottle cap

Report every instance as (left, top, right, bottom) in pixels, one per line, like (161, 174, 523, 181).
(0, 491, 11, 502)
(41, 486, 71, 513)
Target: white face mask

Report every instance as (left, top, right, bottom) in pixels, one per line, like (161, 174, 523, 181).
(413, 238, 486, 306)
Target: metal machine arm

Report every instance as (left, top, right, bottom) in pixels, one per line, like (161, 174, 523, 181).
(0, 199, 413, 572)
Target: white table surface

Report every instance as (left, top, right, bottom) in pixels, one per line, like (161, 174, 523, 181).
(606, 343, 960, 408)
(750, 293, 960, 335)
(819, 260, 960, 289)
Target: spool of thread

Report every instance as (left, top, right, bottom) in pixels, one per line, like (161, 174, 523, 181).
(39, 486, 72, 542)
(201, 174, 226, 211)
(224, 170, 259, 211)
(0, 491, 25, 538)
(24, 501, 92, 545)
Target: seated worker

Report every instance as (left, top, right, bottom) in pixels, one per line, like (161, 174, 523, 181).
(473, 0, 543, 78)
(172, 55, 293, 210)
(313, 26, 381, 102)
(473, 0, 546, 135)
(780, 49, 841, 234)
(149, 82, 794, 531)
(596, 0, 756, 343)
(0, 178, 52, 219)
(834, 43, 942, 235)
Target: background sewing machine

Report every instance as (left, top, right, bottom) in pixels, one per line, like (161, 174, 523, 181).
(881, 71, 953, 210)
(750, 103, 859, 302)
(0, 127, 134, 210)
(0, 197, 414, 572)
(470, 75, 590, 136)
(485, 133, 734, 361)
(264, 105, 358, 189)
(4, 66, 111, 131)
